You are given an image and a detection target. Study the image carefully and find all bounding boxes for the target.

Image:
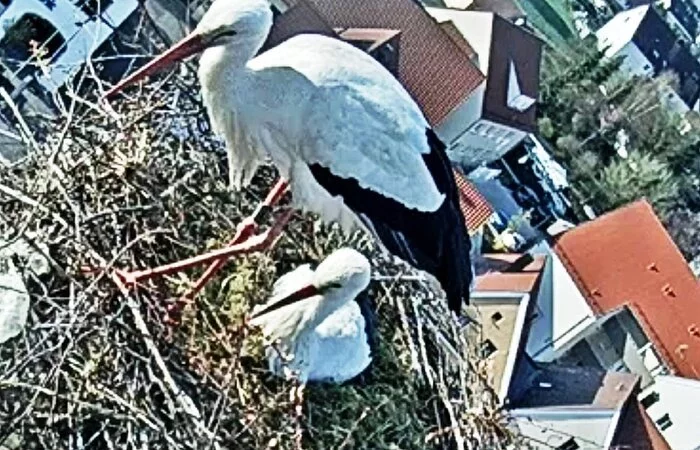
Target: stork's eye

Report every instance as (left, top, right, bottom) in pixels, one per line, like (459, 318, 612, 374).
(212, 29, 237, 42)
(323, 281, 343, 290)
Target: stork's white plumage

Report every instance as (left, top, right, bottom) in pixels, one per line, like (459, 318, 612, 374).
(106, 0, 473, 314)
(248, 248, 373, 384)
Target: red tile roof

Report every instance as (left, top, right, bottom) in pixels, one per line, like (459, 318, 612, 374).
(290, 0, 485, 125)
(554, 200, 700, 379)
(453, 169, 494, 235)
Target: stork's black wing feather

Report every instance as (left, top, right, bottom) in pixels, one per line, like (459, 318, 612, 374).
(308, 129, 472, 314)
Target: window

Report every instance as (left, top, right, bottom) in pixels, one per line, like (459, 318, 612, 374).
(656, 413, 673, 431)
(641, 391, 660, 409)
(491, 312, 504, 324)
(479, 340, 497, 358)
(556, 438, 579, 450)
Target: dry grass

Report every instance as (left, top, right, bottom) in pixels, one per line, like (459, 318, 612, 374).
(0, 8, 523, 449)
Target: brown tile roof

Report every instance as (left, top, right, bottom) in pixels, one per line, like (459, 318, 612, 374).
(438, 21, 478, 62)
(263, 0, 336, 51)
(613, 399, 673, 450)
(291, 0, 485, 125)
(554, 200, 700, 379)
(453, 169, 494, 235)
(475, 254, 545, 295)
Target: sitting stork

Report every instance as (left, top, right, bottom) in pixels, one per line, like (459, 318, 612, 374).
(248, 248, 376, 384)
(106, 0, 473, 314)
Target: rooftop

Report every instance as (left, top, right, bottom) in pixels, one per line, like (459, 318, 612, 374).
(453, 170, 495, 235)
(474, 253, 545, 293)
(425, 8, 541, 131)
(468, 0, 526, 21)
(554, 200, 700, 379)
(597, 5, 700, 108)
(510, 365, 638, 409)
(612, 397, 672, 450)
(288, 0, 485, 125)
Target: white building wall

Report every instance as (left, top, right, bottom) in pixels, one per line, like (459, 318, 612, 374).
(0, 0, 138, 92)
(615, 43, 691, 113)
(425, 8, 494, 73)
(616, 42, 655, 78)
(526, 249, 597, 362)
(435, 82, 485, 144)
(639, 376, 700, 450)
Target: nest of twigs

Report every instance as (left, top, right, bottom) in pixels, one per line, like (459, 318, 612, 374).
(0, 8, 521, 450)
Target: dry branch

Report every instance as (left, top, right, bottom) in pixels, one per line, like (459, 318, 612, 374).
(0, 8, 523, 450)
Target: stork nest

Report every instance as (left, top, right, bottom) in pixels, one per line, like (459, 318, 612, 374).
(0, 12, 522, 450)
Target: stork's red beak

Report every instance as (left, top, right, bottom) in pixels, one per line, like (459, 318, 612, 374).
(249, 284, 320, 320)
(104, 31, 207, 98)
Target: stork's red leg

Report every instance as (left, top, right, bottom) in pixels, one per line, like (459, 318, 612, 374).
(121, 208, 293, 284)
(160, 208, 294, 322)
(115, 179, 289, 285)
(104, 179, 291, 325)
(163, 180, 291, 319)
(178, 178, 290, 301)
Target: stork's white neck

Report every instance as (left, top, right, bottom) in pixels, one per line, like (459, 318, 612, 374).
(197, 36, 270, 188)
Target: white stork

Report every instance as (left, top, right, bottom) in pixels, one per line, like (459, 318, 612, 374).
(248, 248, 375, 384)
(106, 0, 473, 313)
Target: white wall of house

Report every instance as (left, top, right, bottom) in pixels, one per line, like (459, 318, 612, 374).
(525, 248, 597, 362)
(510, 408, 621, 450)
(435, 82, 485, 145)
(425, 8, 493, 73)
(614, 43, 691, 113)
(597, 8, 695, 113)
(639, 376, 700, 450)
(616, 42, 655, 78)
(0, 0, 138, 92)
(611, 44, 692, 113)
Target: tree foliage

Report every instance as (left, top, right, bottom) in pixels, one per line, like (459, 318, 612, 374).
(592, 152, 679, 218)
(664, 209, 700, 261)
(538, 40, 700, 255)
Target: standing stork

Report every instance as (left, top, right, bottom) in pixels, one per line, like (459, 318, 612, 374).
(248, 248, 375, 384)
(106, 0, 473, 314)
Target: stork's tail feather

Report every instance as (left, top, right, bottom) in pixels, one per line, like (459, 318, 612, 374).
(307, 129, 473, 314)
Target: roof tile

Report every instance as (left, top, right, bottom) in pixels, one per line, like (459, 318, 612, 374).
(554, 200, 700, 379)
(292, 0, 485, 125)
(453, 169, 494, 234)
